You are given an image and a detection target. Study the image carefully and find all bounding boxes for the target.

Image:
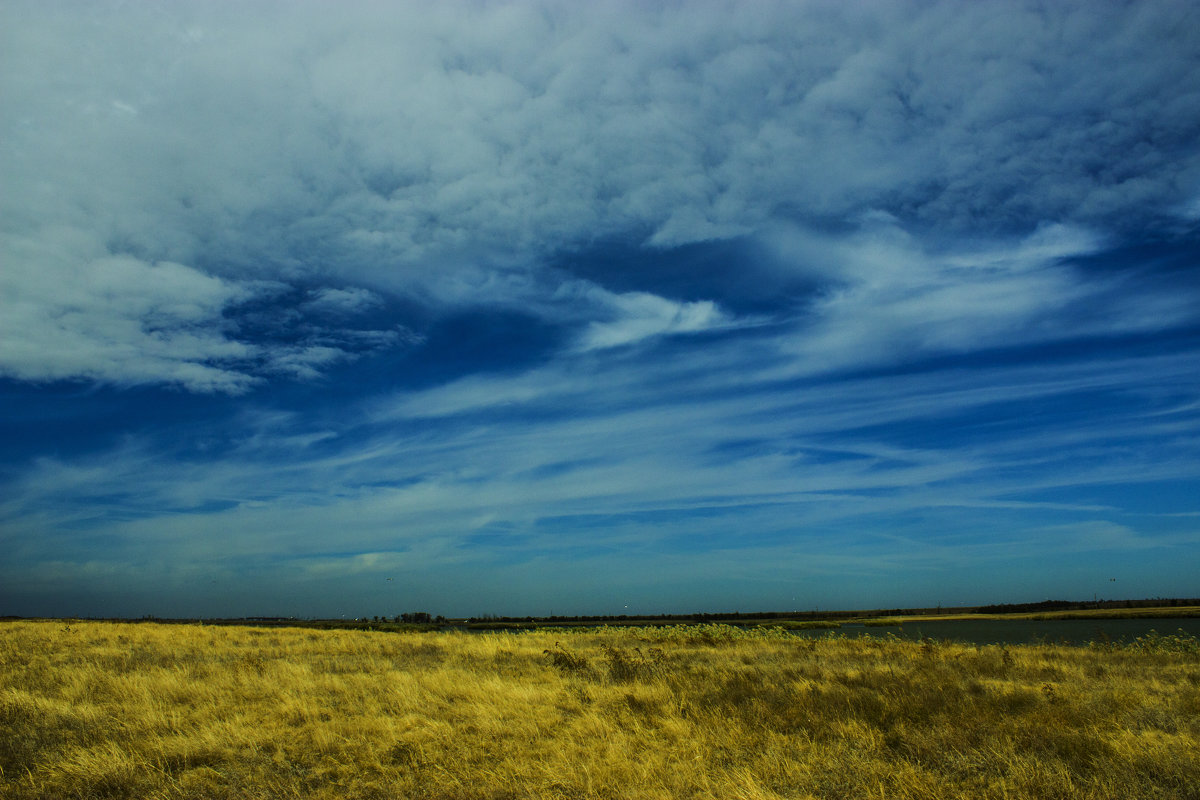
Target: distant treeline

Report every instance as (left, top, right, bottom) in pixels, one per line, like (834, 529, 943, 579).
(5, 598, 1197, 630)
(466, 598, 1200, 626)
(466, 610, 895, 626)
(465, 610, 913, 626)
(973, 598, 1200, 615)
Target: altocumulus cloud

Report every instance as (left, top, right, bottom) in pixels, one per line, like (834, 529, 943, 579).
(1, 1, 1199, 617)
(4, 0, 1199, 388)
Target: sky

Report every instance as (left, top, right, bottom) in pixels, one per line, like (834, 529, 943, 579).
(2, 1, 1199, 620)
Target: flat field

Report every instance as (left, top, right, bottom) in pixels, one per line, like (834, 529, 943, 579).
(2, 620, 1198, 799)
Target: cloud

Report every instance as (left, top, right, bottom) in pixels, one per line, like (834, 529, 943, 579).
(301, 287, 383, 317)
(761, 219, 1199, 373)
(14, 337, 1190, 536)
(0, 235, 411, 390)
(4, 316, 1198, 615)
(1031, 521, 1161, 553)
(3, 1, 1199, 389)
(4, 2, 1200, 618)
(573, 287, 733, 351)
(0, 245, 262, 392)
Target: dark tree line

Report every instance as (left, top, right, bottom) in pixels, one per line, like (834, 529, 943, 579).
(392, 612, 444, 624)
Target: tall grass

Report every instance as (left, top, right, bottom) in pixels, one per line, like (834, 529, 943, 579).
(2, 620, 1198, 799)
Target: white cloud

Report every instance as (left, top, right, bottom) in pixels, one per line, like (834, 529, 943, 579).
(762, 219, 1198, 373)
(2, 1, 1198, 389)
(575, 288, 732, 351)
(0, 231, 409, 390)
(0, 241, 262, 391)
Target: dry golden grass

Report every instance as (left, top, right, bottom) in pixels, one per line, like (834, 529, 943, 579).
(2, 620, 1198, 799)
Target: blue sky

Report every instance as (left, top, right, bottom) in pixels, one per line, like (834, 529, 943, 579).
(2, 1, 1198, 619)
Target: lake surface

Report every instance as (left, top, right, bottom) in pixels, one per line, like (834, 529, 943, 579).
(789, 617, 1200, 646)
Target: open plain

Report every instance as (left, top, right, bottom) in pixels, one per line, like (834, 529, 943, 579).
(2, 620, 1198, 799)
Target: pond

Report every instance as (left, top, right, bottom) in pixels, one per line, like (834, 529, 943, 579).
(789, 617, 1200, 646)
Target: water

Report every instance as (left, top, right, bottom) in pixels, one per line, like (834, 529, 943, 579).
(790, 617, 1200, 646)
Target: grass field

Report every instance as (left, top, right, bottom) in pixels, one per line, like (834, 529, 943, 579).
(2, 620, 1198, 799)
